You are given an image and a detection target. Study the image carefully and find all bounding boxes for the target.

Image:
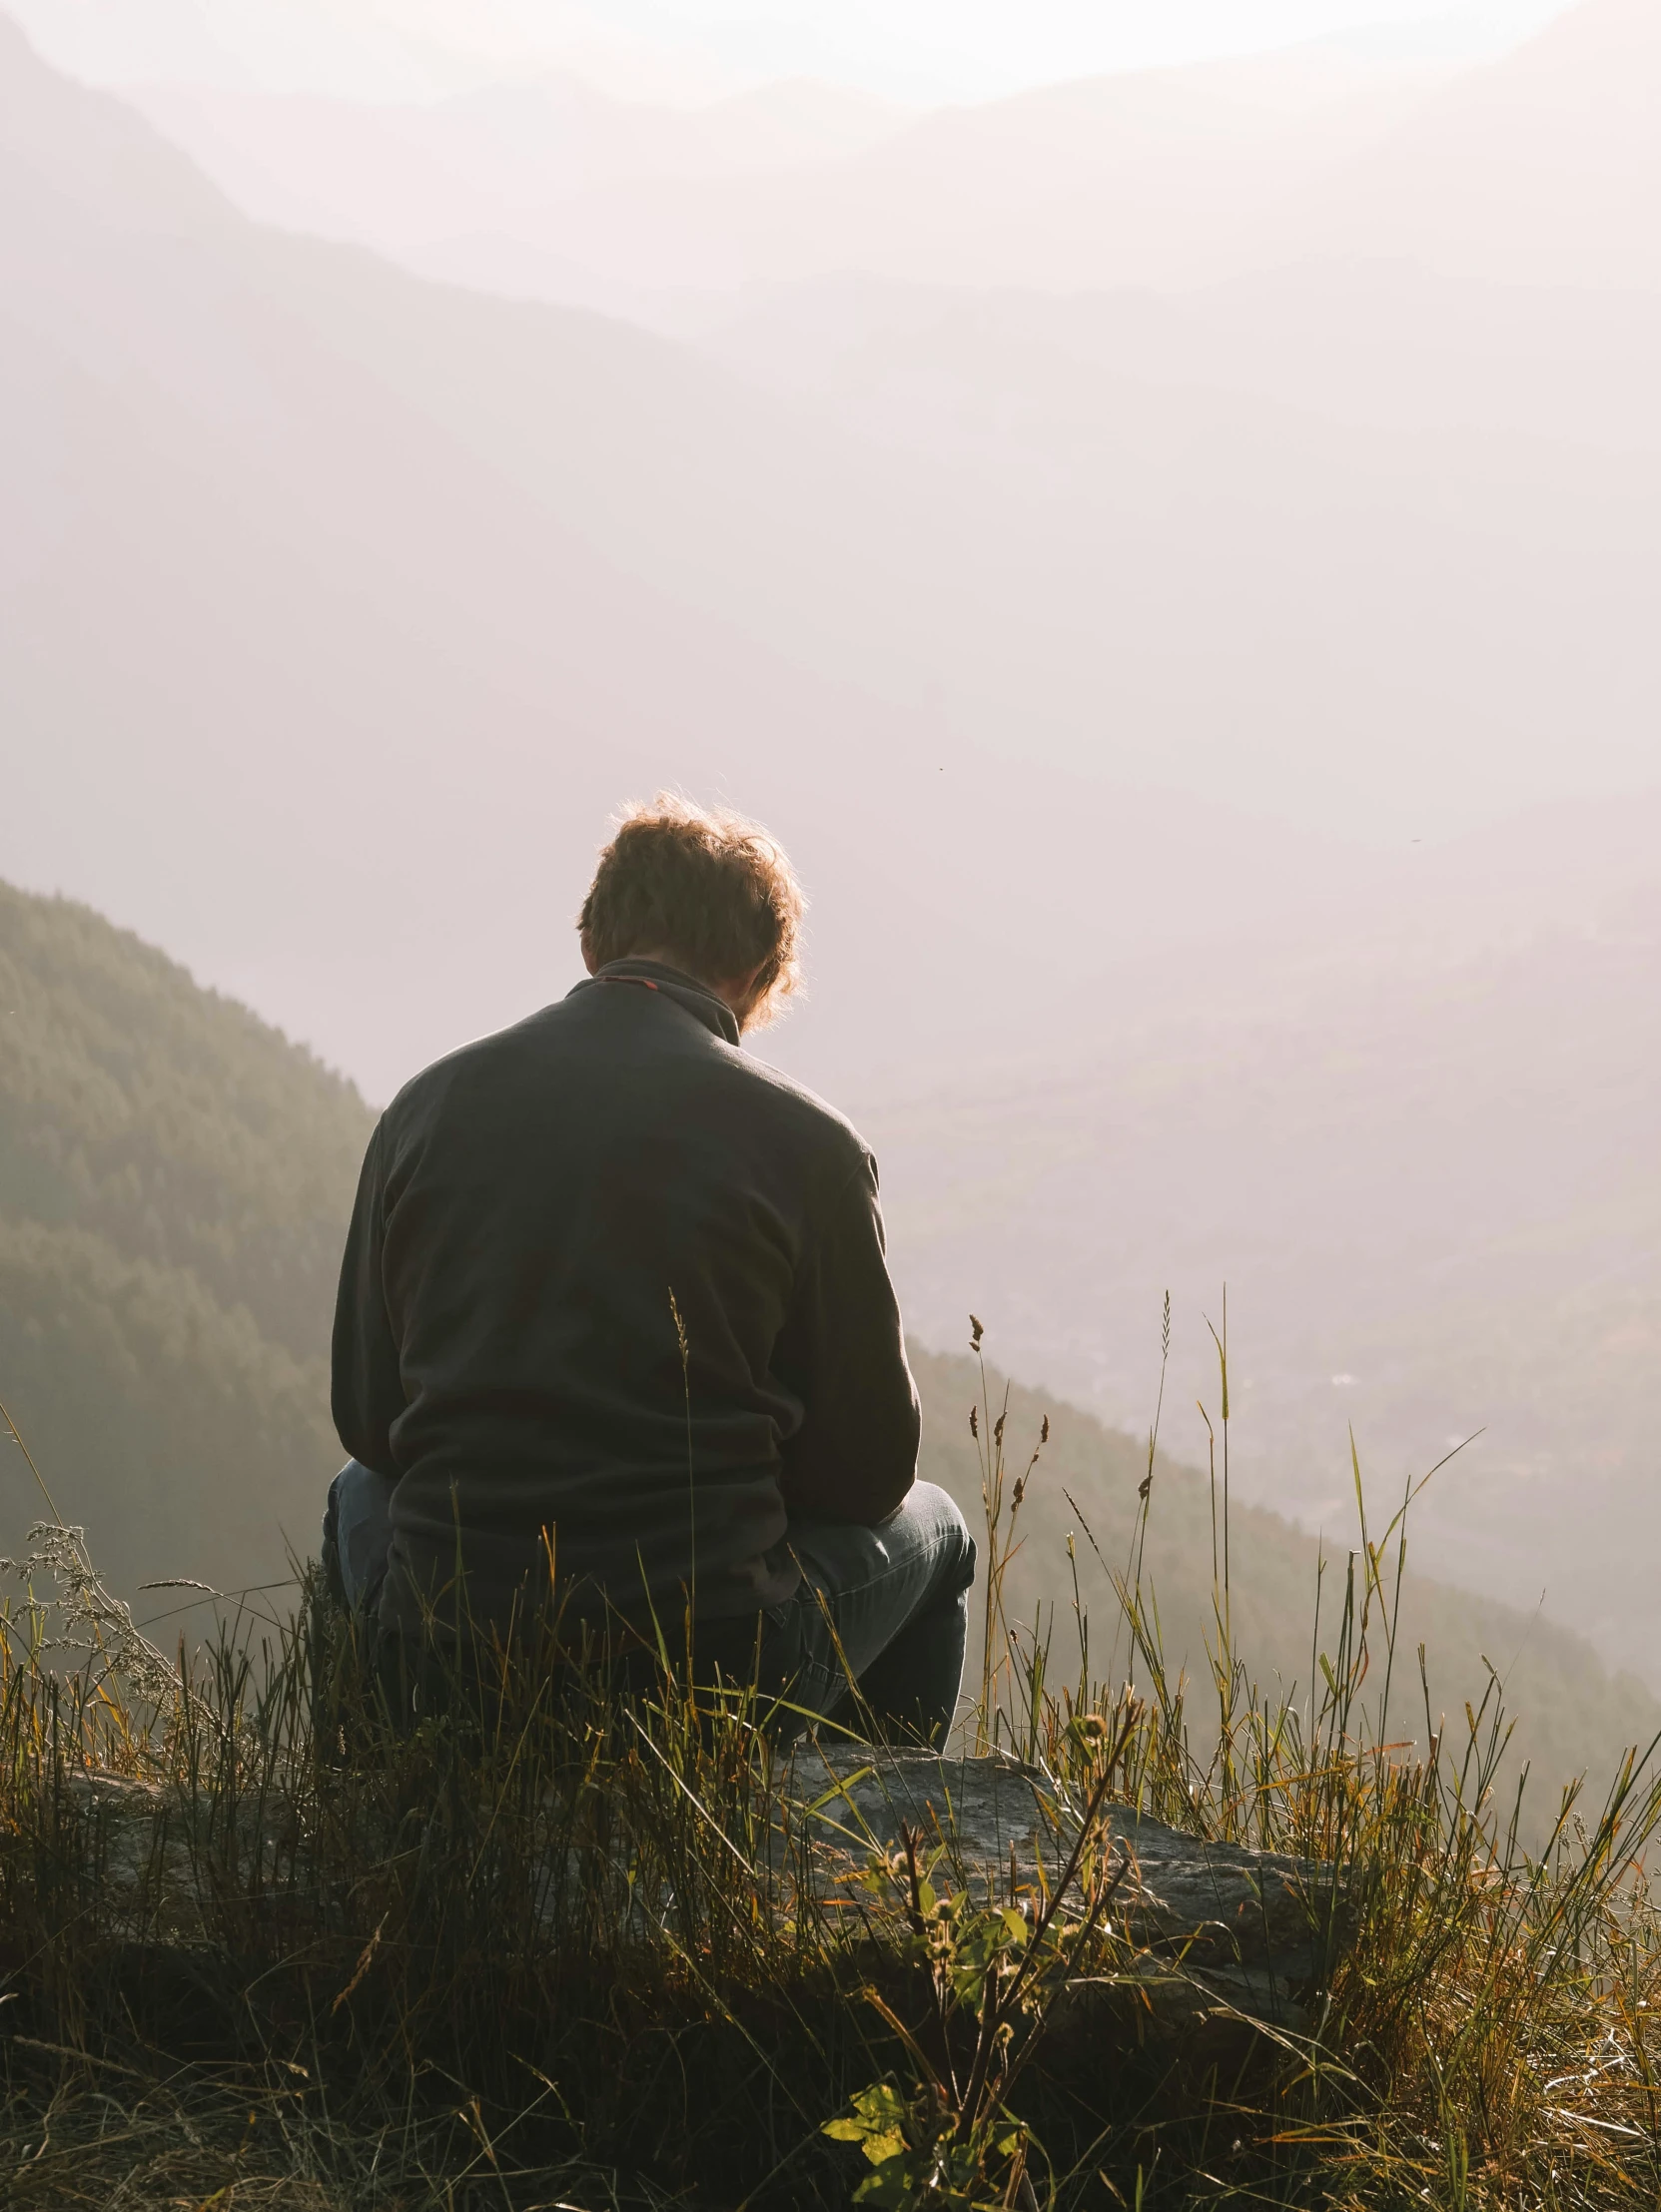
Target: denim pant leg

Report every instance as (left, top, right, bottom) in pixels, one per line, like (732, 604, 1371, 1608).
(771, 1482, 977, 1744)
(322, 1459, 398, 1619)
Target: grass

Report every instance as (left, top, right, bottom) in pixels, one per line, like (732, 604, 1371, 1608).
(1, 1333, 1660, 2210)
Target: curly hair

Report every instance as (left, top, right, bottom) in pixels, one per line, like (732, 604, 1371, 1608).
(577, 795, 805, 1027)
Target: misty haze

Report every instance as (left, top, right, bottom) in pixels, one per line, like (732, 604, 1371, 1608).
(0, 0, 1658, 2200)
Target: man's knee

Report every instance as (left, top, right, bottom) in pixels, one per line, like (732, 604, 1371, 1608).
(903, 1481, 978, 1599)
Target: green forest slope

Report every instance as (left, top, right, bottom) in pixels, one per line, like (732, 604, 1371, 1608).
(1, 878, 1654, 1808)
(0, 880, 365, 1601)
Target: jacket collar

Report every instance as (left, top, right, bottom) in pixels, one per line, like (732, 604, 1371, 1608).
(569, 957, 741, 1046)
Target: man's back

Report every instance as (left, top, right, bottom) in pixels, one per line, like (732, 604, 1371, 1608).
(333, 958, 920, 1635)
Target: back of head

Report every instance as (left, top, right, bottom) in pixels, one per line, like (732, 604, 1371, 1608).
(578, 794, 805, 1030)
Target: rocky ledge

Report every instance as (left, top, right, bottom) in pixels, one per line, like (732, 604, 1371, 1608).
(786, 1744, 1353, 2041)
(56, 1747, 1352, 2046)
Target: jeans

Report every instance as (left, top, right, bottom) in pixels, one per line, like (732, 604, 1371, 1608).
(755, 1483, 976, 1741)
(324, 1463, 976, 1743)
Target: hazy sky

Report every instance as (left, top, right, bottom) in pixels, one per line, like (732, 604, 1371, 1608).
(11, 0, 1570, 102)
(509, 0, 1569, 95)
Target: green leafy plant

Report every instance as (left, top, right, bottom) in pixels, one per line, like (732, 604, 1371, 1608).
(825, 2076, 1031, 2208)
(827, 1699, 1139, 2210)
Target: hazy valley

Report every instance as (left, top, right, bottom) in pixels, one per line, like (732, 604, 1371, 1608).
(1, 1, 1657, 1679)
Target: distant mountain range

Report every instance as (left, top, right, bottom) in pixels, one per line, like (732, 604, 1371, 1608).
(1, 873, 1654, 1836)
(43, 0, 1646, 314)
(122, 47, 1454, 312)
(1, 13, 1656, 1689)
(867, 875, 1661, 1682)
(4, 11, 1656, 1076)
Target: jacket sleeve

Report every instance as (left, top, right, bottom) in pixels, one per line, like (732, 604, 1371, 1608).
(331, 1120, 405, 1478)
(774, 1152, 921, 1524)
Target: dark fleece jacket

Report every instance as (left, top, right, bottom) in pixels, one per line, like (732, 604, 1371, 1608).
(332, 959, 920, 1635)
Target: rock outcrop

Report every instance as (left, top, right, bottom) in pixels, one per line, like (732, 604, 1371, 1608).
(786, 1744, 1352, 2039)
(56, 1747, 1352, 2045)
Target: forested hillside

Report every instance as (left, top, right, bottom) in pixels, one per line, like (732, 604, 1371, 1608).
(0, 877, 1654, 1814)
(0, 879, 368, 1599)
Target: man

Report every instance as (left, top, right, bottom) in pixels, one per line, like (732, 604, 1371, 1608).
(325, 796, 974, 1741)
